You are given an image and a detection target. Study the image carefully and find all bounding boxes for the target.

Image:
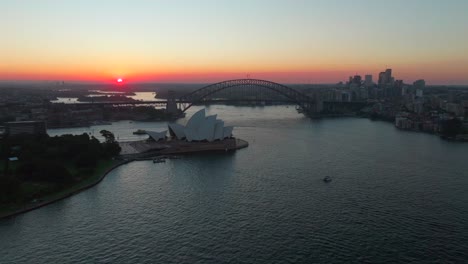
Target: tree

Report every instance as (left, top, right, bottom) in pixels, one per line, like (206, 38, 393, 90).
(100, 130, 116, 144)
(75, 153, 98, 168)
(100, 130, 121, 157)
(16, 159, 71, 184)
(0, 176, 21, 203)
(102, 142, 121, 157)
(0, 140, 11, 176)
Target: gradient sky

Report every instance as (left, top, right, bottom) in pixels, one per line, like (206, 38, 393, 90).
(1, 0, 468, 84)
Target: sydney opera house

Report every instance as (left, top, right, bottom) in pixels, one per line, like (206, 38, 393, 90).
(146, 109, 233, 142)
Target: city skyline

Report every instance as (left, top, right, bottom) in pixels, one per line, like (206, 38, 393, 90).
(2, 0, 468, 85)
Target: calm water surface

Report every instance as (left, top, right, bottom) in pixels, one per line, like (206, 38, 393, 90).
(51, 92, 164, 105)
(1, 106, 468, 263)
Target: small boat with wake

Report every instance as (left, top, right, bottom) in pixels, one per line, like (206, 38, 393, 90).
(153, 158, 166, 163)
(323, 176, 332, 183)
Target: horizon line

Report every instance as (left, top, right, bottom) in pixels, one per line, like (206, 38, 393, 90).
(1, 79, 468, 87)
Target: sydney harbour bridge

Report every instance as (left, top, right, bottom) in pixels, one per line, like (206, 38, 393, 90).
(72, 79, 367, 117)
(176, 79, 318, 114)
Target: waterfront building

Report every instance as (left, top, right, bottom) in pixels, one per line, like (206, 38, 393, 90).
(168, 109, 233, 142)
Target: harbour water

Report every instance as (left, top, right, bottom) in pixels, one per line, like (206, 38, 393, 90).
(1, 105, 468, 263)
(50, 92, 164, 104)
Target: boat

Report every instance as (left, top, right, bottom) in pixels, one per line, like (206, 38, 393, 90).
(153, 158, 166, 163)
(133, 129, 147, 135)
(323, 176, 332, 183)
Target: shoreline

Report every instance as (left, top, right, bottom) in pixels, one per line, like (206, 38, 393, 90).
(0, 160, 130, 220)
(0, 138, 249, 220)
(362, 115, 468, 142)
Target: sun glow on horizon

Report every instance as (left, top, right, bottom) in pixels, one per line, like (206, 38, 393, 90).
(2, 1, 468, 85)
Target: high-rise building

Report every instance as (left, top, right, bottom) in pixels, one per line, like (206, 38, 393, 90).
(364, 75, 373, 87)
(378, 72, 386, 86)
(352, 75, 362, 85)
(385, 69, 392, 83)
(413, 79, 425, 90)
(378, 69, 393, 87)
(413, 79, 425, 98)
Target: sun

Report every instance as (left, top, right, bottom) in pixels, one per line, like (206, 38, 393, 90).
(117, 78, 123, 83)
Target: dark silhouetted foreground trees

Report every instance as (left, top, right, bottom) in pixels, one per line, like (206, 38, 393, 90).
(0, 132, 121, 204)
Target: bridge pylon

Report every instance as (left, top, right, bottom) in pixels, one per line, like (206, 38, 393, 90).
(166, 90, 179, 115)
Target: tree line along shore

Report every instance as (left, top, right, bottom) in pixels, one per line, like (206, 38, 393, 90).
(0, 130, 121, 218)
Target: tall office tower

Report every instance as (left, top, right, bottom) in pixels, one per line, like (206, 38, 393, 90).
(352, 75, 362, 85)
(413, 79, 426, 90)
(378, 71, 387, 86)
(364, 75, 373, 87)
(385, 69, 392, 83)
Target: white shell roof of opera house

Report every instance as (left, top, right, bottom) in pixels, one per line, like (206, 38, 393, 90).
(147, 109, 233, 142)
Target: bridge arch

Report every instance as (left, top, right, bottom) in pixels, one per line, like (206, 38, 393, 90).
(178, 79, 316, 113)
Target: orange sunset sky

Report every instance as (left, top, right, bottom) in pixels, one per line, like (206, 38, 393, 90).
(2, 0, 468, 85)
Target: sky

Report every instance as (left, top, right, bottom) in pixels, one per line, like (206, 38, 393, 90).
(1, 0, 468, 84)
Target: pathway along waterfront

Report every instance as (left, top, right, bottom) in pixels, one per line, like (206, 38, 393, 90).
(1, 105, 468, 263)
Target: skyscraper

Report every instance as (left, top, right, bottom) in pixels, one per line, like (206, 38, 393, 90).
(365, 75, 373, 87)
(385, 69, 392, 83)
(378, 72, 386, 86)
(413, 79, 425, 90)
(352, 75, 362, 85)
(378, 69, 393, 87)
